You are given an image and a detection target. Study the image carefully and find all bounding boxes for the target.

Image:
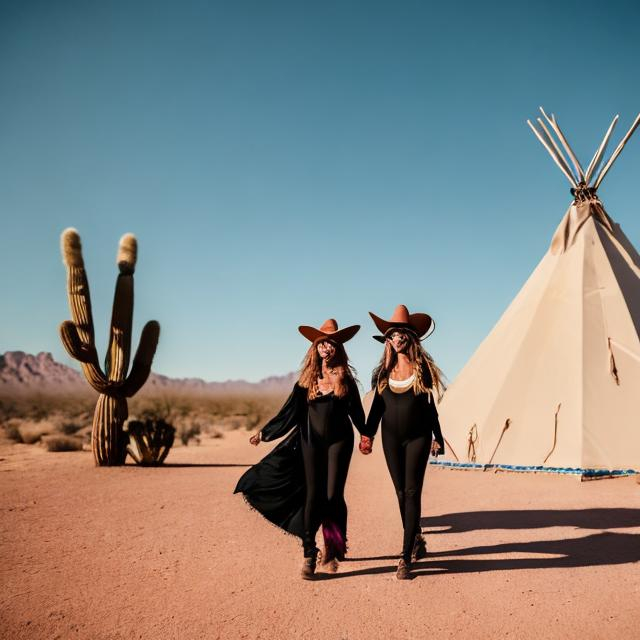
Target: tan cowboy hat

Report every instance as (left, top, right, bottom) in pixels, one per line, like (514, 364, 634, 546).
(369, 304, 434, 343)
(298, 318, 360, 344)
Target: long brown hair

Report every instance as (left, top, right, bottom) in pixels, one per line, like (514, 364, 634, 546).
(371, 330, 446, 400)
(298, 338, 358, 400)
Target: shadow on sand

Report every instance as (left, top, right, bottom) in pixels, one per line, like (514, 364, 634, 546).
(410, 531, 640, 576)
(420, 508, 640, 533)
(124, 462, 251, 468)
(320, 509, 640, 580)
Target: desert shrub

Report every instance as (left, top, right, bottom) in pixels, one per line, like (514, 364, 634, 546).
(75, 425, 92, 445)
(41, 435, 83, 452)
(0, 392, 95, 422)
(128, 392, 287, 442)
(126, 419, 175, 465)
(60, 421, 84, 435)
(174, 418, 201, 446)
(180, 425, 201, 445)
(226, 416, 246, 430)
(0, 388, 288, 444)
(1, 419, 23, 442)
(18, 420, 55, 444)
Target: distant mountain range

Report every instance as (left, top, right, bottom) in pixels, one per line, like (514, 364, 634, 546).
(0, 351, 296, 395)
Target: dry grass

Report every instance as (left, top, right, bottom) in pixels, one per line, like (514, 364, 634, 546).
(1, 418, 23, 442)
(0, 389, 288, 449)
(41, 434, 84, 452)
(0, 391, 96, 423)
(128, 392, 285, 438)
(17, 420, 57, 445)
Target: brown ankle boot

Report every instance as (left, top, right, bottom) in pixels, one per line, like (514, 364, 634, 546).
(326, 558, 339, 573)
(320, 546, 340, 573)
(396, 558, 410, 580)
(411, 534, 427, 562)
(301, 556, 316, 580)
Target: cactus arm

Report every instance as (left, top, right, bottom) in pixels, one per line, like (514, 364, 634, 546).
(106, 274, 134, 380)
(82, 368, 115, 394)
(58, 323, 110, 391)
(106, 234, 137, 381)
(122, 320, 160, 397)
(60, 229, 109, 392)
(60, 229, 96, 347)
(59, 320, 95, 363)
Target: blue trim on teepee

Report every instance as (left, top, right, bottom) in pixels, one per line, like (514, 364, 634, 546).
(428, 459, 639, 477)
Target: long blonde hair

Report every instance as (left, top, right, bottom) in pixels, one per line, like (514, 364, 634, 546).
(298, 339, 358, 400)
(371, 330, 446, 400)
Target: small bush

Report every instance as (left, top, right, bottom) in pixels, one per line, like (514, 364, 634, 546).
(18, 421, 55, 444)
(41, 435, 83, 452)
(60, 421, 84, 435)
(75, 425, 92, 445)
(126, 419, 175, 465)
(177, 421, 201, 446)
(1, 419, 23, 442)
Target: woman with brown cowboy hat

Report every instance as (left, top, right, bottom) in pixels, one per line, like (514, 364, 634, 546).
(359, 304, 446, 580)
(234, 319, 366, 580)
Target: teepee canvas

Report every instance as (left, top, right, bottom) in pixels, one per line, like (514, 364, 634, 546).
(437, 108, 640, 477)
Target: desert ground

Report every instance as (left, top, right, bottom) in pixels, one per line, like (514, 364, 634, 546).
(1, 430, 639, 640)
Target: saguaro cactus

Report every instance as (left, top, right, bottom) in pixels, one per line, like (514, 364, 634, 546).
(59, 228, 160, 466)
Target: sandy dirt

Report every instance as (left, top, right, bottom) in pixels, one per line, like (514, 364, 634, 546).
(1, 430, 639, 640)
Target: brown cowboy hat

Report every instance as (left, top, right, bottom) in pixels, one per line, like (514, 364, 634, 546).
(369, 304, 434, 343)
(298, 318, 360, 344)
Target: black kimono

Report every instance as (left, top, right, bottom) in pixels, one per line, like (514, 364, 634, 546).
(363, 376, 444, 563)
(234, 380, 366, 560)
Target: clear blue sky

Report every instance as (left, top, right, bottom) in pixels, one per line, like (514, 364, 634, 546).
(1, 0, 639, 383)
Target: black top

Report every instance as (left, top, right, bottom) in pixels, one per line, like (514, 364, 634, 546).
(261, 380, 366, 442)
(234, 379, 365, 538)
(363, 384, 445, 452)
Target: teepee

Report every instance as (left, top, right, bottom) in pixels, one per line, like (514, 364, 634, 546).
(437, 108, 640, 477)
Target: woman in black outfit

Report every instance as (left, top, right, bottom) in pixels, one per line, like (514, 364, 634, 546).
(234, 319, 365, 580)
(360, 305, 446, 580)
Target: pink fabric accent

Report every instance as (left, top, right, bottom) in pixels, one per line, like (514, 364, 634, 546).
(321, 520, 346, 562)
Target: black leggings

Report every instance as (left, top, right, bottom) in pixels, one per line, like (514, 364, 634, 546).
(300, 429, 353, 557)
(381, 430, 431, 562)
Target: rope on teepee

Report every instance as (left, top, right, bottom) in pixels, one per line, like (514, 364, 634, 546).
(484, 419, 511, 470)
(543, 404, 561, 464)
(608, 338, 620, 385)
(467, 424, 478, 462)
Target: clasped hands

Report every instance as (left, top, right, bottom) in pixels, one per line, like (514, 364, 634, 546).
(359, 435, 442, 456)
(252, 431, 442, 457)
(359, 435, 373, 455)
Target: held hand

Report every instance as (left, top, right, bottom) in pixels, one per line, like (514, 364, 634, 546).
(430, 440, 442, 457)
(359, 435, 373, 455)
(249, 433, 261, 446)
